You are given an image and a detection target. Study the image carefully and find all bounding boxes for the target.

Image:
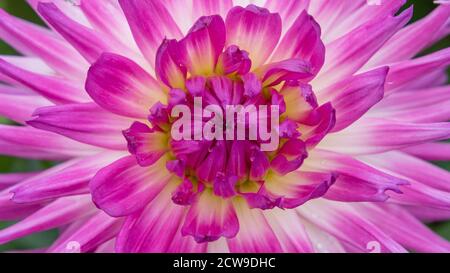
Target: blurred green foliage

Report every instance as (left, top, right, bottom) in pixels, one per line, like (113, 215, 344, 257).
(0, 0, 449, 252)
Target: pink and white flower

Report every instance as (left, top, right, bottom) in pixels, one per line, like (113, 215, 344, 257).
(0, 0, 449, 253)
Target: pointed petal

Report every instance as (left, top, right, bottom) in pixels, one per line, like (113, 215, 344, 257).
(0, 58, 88, 103)
(0, 125, 98, 160)
(312, 7, 412, 91)
(12, 152, 124, 203)
(0, 195, 94, 245)
(319, 67, 388, 132)
(28, 103, 131, 150)
(320, 118, 450, 155)
(0, 9, 87, 79)
(37, 2, 109, 64)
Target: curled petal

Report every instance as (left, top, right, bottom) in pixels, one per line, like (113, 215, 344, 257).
(225, 5, 281, 68)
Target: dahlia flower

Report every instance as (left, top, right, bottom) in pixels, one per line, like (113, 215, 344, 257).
(0, 0, 449, 253)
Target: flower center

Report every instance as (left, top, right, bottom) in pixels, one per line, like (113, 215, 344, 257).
(123, 13, 335, 211)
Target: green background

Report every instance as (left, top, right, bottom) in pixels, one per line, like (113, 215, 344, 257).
(0, 0, 449, 252)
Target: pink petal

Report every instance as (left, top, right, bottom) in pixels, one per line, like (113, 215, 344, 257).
(370, 86, 450, 123)
(0, 125, 99, 160)
(90, 156, 173, 217)
(0, 8, 88, 79)
(298, 200, 407, 253)
(123, 122, 169, 166)
(0, 195, 94, 245)
(271, 10, 325, 75)
(182, 189, 239, 243)
(225, 5, 281, 68)
(116, 182, 205, 253)
(118, 0, 182, 69)
(179, 15, 226, 76)
(48, 211, 122, 253)
(0, 87, 50, 124)
(28, 103, 132, 150)
(357, 203, 450, 252)
(321, 118, 450, 155)
(264, 209, 314, 253)
(401, 142, 450, 161)
(227, 198, 282, 253)
(0, 58, 88, 103)
(37, 2, 110, 64)
(385, 48, 450, 94)
(366, 4, 450, 67)
(313, 7, 412, 91)
(86, 53, 166, 119)
(319, 67, 388, 132)
(11, 152, 123, 203)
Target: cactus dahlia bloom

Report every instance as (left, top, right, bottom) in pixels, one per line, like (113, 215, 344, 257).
(0, 0, 449, 253)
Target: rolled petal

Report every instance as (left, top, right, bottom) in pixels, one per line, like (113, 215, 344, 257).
(326, 0, 406, 42)
(179, 15, 226, 76)
(37, 2, 109, 64)
(48, 211, 122, 253)
(0, 125, 98, 160)
(11, 152, 124, 203)
(226, 198, 282, 252)
(370, 86, 450, 123)
(80, 0, 137, 52)
(319, 67, 388, 132)
(401, 142, 450, 161)
(320, 118, 450, 155)
(123, 122, 169, 166)
(86, 53, 166, 118)
(0, 87, 50, 124)
(0, 58, 88, 103)
(258, 59, 314, 87)
(263, 171, 335, 209)
(385, 48, 450, 94)
(28, 103, 132, 150)
(281, 83, 318, 123)
(299, 102, 336, 147)
(313, 7, 412, 91)
(0, 9, 88, 79)
(271, 11, 325, 75)
(0, 193, 44, 220)
(118, 0, 182, 68)
(0, 195, 94, 245)
(155, 39, 186, 89)
(0, 173, 38, 191)
(305, 150, 408, 201)
(225, 5, 281, 68)
(360, 152, 450, 193)
(366, 4, 450, 67)
(90, 156, 173, 217)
